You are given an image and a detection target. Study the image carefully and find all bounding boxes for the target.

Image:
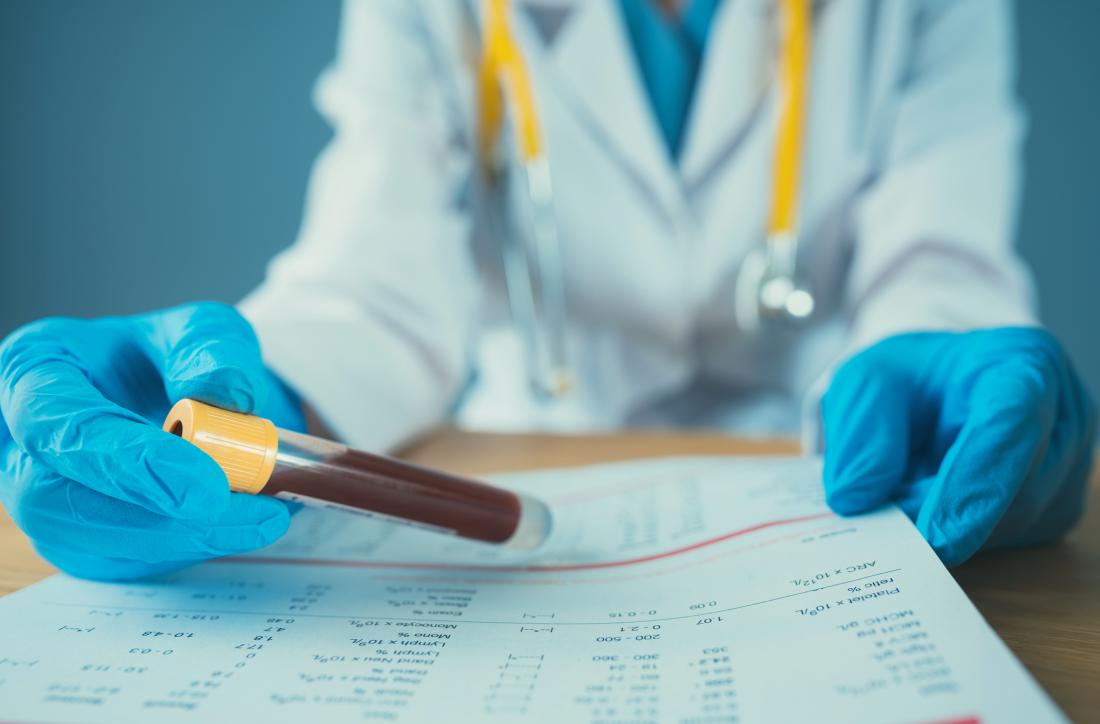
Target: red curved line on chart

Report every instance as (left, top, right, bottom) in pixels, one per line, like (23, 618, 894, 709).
(216, 511, 833, 573)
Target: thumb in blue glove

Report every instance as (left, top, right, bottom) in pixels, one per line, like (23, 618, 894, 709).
(0, 301, 305, 580)
(821, 327, 1096, 566)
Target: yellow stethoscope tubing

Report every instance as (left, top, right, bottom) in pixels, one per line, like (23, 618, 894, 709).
(479, 0, 541, 164)
(768, 0, 809, 237)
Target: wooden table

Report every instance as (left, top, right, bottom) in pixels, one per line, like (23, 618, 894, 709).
(2, 430, 1097, 720)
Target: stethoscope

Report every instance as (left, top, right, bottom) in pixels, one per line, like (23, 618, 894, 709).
(479, 0, 814, 398)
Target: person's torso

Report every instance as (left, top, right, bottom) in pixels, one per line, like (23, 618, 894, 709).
(413, 0, 913, 433)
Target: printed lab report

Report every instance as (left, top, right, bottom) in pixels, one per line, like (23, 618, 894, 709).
(0, 457, 1064, 722)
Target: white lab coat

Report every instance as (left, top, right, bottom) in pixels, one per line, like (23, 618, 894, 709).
(241, 0, 1035, 453)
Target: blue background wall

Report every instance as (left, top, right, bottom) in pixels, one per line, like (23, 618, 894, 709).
(0, 1, 339, 327)
(2, 1, 1098, 395)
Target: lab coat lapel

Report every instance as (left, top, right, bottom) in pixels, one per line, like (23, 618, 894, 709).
(536, 0, 685, 218)
(679, 0, 775, 188)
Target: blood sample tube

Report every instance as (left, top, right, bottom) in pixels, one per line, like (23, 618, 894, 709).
(163, 399, 551, 549)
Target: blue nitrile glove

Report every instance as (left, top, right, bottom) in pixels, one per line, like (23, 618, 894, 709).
(0, 302, 306, 581)
(821, 327, 1096, 566)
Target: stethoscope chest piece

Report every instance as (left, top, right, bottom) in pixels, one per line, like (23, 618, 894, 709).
(734, 233, 815, 334)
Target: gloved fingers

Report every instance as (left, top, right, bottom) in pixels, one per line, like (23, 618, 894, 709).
(12, 467, 290, 563)
(822, 354, 912, 516)
(0, 426, 19, 515)
(0, 404, 12, 474)
(135, 302, 271, 414)
(915, 363, 1057, 566)
(986, 426, 1094, 551)
(941, 335, 1094, 555)
(1045, 331, 1097, 480)
(981, 402, 1086, 546)
(1, 354, 231, 519)
(1034, 328, 1092, 426)
(31, 541, 200, 582)
(894, 474, 935, 521)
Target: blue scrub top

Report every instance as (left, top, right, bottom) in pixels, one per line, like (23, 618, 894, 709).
(617, 0, 722, 159)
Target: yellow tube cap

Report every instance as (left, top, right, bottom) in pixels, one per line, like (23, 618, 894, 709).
(163, 398, 279, 495)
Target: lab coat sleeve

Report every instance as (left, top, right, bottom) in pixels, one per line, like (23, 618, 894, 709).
(239, 0, 478, 452)
(803, 0, 1035, 451)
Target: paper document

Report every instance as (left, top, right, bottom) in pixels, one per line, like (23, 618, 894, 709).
(0, 457, 1063, 722)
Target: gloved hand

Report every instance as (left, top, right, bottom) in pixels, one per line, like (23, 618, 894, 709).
(821, 327, 1096, 566)
(0, 302, 305, 581)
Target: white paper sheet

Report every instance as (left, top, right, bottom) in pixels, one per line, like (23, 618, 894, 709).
(0, 457, 1064, 723)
